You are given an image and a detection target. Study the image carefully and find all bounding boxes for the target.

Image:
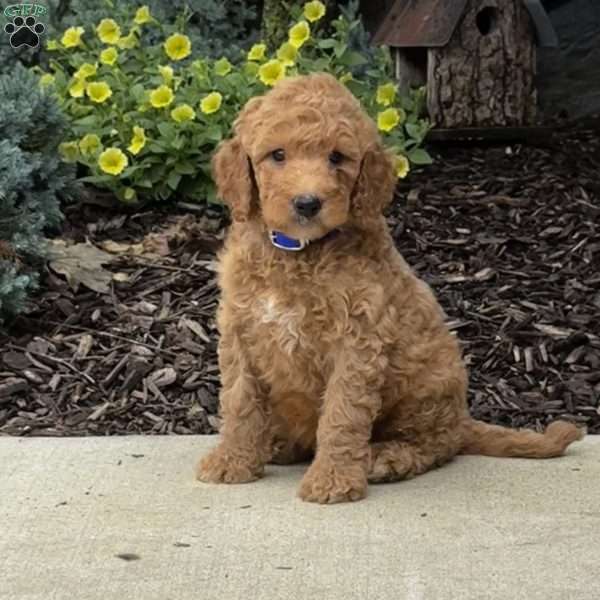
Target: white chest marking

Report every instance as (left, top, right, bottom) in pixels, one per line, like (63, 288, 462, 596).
(256, 296, 303, 354)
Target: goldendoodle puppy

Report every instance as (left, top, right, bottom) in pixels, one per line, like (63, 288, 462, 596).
(196, 73, 584, 503)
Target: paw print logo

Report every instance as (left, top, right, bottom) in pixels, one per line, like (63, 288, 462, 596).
(4, 16, 45, 49)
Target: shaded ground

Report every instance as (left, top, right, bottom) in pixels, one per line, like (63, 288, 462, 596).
(392, 126, 600, 433)
(1, 126, 599, 436)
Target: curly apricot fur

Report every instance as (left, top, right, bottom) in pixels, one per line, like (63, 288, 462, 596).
(196, 73, 585, 504)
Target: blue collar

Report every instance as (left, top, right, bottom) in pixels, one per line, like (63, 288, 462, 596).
(269, 229, 339, 251)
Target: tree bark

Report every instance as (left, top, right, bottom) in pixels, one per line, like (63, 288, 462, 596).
(427, 0, 537, 128)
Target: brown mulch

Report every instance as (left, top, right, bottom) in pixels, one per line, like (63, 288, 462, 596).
(1, 125, 599, 436)
(0, 207, 228, 436)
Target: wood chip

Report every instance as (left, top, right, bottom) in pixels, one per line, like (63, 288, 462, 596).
(148, 367, 177, 388)
(182, 319, 211, 343)
(0, 378, 29, 400)
(74, 334, 94, 360)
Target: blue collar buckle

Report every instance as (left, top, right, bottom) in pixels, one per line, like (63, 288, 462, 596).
(270, 231, 309, 251)
(269, 229, 340, 252)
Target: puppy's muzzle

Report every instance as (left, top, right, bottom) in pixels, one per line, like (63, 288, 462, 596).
(292, 194, 322, 218)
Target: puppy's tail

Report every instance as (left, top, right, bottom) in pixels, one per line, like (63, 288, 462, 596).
(460, 418, 585, 458)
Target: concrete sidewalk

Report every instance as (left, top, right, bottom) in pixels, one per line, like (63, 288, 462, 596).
(0, 436, 598, 600)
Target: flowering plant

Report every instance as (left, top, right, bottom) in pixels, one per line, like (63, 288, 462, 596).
(39, 1, 430, 204)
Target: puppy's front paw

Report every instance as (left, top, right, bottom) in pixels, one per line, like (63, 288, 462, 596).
(298, 457, 367, 504)
(196, 446, 263, 484)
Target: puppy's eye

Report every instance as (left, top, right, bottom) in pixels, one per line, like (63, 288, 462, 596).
(271, 149, 285, 163)
(329, 151, 344, 166)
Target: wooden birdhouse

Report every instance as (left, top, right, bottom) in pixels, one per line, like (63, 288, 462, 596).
(365, 0, 558, 130)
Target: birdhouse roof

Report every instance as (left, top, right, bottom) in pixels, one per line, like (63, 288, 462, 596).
(371, 0, 558, 48)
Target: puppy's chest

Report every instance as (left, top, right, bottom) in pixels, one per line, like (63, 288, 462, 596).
(247, 292, 335, 391)
(250, 292, 330, 357)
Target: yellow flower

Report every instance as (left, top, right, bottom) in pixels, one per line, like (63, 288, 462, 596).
(74, 62, 97, 80)
(376, 83, 397, 107)
(276, 42, 298, 67)
(247, 43, 266, 62)
(289, 21, 310, 48)
(39, 73, 55, 87)
(395, 154, 410, 179)
(100, 47, 118, 66)
(61, 26, 84, 48)
(258, 59, 285, 86)
(377, 108, 404, 132)
(98, 147, 128, 176)
(117, 31, 138, 49)
(149, 85, 174, 108)
(171, 103, 196, 122)
(59, 141, 79, 162)
(68, 79, 86, 98)
(214, 57, 232, 76)
(159, 65, 174, 85)
(46, 39, 59, 51)
(127, 126, 146, 155)
(339, 72, 353, 84)
(86, 81, 113, 103)
(79, 134, 102, 155)
(303, 1, 326, 22)
(134, 5, 152, 25)
(200, 92, 222, 115)
(164, 33, 191, 61)
(96, 19, 121, 44)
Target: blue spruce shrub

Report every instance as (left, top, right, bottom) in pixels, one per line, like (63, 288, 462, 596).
(0, 64, 74, 327)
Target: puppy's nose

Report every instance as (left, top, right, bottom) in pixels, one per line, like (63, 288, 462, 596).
(292, 194, 322, 218)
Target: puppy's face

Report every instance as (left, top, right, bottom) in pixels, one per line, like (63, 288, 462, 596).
(248, 106, 363, 240)
(213, 74, 397, 236)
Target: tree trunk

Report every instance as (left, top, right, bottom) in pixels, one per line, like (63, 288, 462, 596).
(427, 0, 537, 128)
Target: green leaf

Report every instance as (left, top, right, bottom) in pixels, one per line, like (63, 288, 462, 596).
(334, 42, 348, 58)
(206, 186, 220, 204)
(405, 123, 423, 141)
(407, 148, 433, 165)
(130, 84, 145, 102)
(146, 141, 169, 154)
(157, 122, 176, 140)
(399, 95, 415, 111)
(73, 115, 98, 127)
(205, 126, 223, 143)
(310, 57, 331, 71)
(175, 161, 196, 175)
(167, 171, 182, 191)
(171, 136, 185, 150)
(344, 79, 368, 97)
(226, 73, 246, 90)
(318, 39, 337, 49)
(338, 50, 368, 68)
(121, 165, 144, 178)
(136, 178, 154, 189)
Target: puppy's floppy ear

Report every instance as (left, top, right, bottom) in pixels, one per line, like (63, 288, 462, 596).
(212, 137, 257, 222)
(351, 142, 397, 225)
(212, 95, 264, 222)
